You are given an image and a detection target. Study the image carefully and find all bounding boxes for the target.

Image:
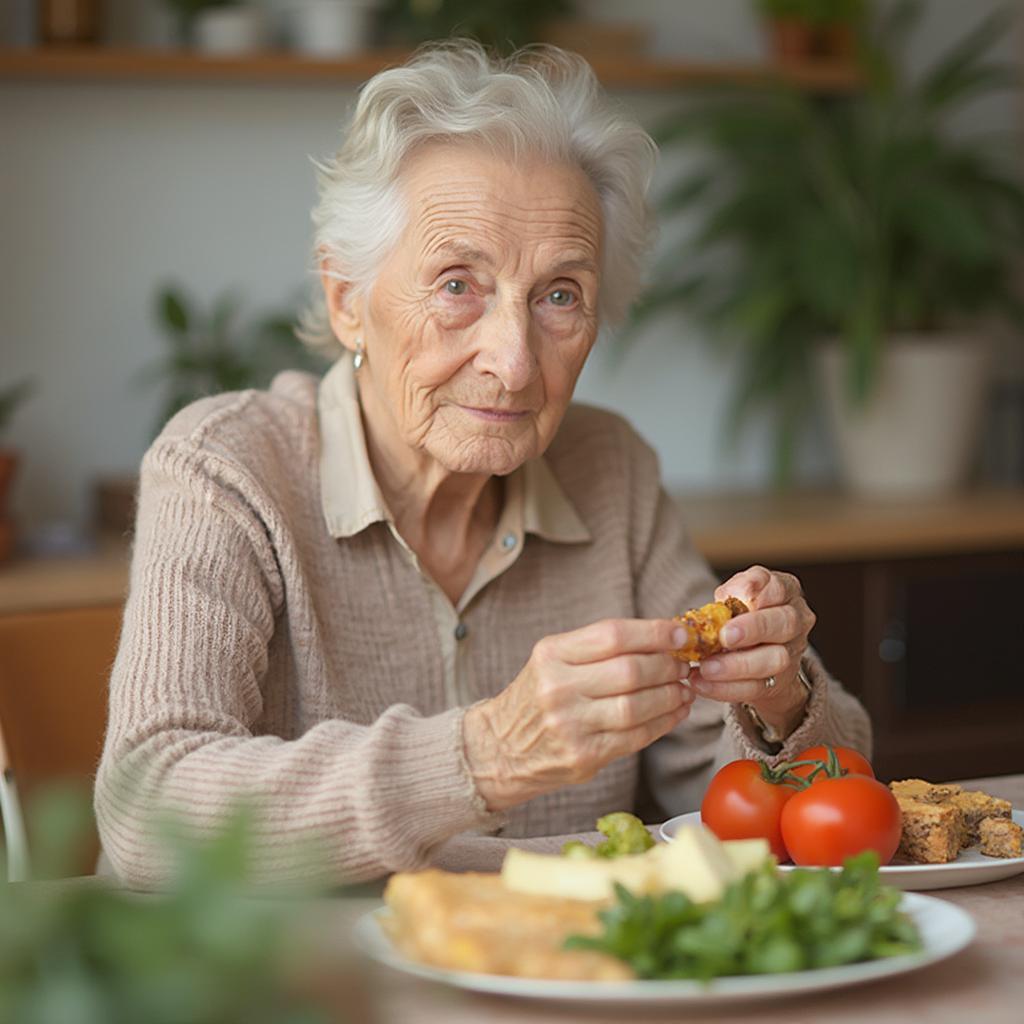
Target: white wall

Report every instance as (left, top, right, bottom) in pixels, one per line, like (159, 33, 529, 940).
(1, 0, 1019, 536)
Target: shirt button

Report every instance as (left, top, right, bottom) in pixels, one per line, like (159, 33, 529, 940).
(501, 533, 517, 551)
(454, 622, 468, 641)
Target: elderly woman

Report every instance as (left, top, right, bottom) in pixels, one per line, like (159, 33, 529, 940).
(96, 43, 869, 886)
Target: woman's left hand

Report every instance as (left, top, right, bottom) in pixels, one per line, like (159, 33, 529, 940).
(689, 565, 816, 737)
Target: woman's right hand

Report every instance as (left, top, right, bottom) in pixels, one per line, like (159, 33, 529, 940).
(462, 619, 693, 812)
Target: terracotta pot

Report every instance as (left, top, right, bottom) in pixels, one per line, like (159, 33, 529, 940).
(816, 335, 992, 496)
(0, 449, 19, 562)
(817, 23, 856, 60)
(767, 18, 818, 61)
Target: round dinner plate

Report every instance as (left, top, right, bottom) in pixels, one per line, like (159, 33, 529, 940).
(355, 893, 974, 1006)
(659, 810, 1024, 891)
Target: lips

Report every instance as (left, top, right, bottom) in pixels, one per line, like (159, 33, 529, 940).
(461, 405, 531, 422)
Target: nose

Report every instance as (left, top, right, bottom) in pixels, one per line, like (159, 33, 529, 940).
(475, 300, 539, 393)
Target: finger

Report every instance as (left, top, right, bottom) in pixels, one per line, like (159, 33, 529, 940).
(750, 571, 801, 610)
(720, 605, 802, 650)
(598, 702, 693, 762)
(585, 680, 694, 732)
(714, 565, 771, 605)
(571, 653, 689, 698)
(697, 644, 791, 685)
(690, 676, 765, 704)
(556, 618, 685, 665)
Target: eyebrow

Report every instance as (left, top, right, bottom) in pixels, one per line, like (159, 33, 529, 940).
(430, 242, 598, 277)
(431, 242, 495, 267)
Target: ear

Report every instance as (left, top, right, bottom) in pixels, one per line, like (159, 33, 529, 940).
(319, 255, 364, 354)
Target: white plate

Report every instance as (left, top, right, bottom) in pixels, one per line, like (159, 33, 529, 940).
(659, 810, 1024, 891)
(354, 893, 974, 1006)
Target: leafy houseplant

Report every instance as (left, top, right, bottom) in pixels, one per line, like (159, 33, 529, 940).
(641, 1, 1024, 486)
(0, 788, 356, 1024)
(0, 378, 35, 561)
(141, 286, 324, 437)
(380, 0, 574, 52)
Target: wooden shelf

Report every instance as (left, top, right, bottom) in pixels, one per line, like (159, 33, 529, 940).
(679, 487, 1024, 566)
(0, 46, 860, 92)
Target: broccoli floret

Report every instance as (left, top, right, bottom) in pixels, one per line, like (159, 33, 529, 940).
(594, 812, 655, 857)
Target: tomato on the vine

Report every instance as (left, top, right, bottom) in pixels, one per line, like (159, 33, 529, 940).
(780, 774, 902, 867)
(700, 759, 795, 861)
(790, 745, 874, 782)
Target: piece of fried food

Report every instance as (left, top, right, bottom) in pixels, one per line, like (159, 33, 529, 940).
(978, 816, 1023, 858)
(892, 796, 963, 864)
(671, 596, 749, 662)
(383, 869, 632, 981)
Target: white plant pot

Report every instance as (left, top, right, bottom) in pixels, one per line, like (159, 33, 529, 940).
(194, 7, 266, 54)
(816, 334, 992, 497)
(286, 0, 376, 57)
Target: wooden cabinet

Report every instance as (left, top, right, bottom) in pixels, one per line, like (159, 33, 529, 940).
(721, 552, 1024, 782)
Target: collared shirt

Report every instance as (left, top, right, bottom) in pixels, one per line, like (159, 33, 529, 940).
(317, 357, 591, 708)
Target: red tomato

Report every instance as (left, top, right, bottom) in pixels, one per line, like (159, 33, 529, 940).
(780, 774, 902, 866)
(700, 759, 796, 861)
(790, 745, 874, 782)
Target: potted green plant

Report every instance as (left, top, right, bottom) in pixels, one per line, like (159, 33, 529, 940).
(0, 378, 34, 562)
(96, 287, 321, 537)
(758, 0, 867, 62)
(639, 1, 1024, 492)
(141, 284, 323, 435)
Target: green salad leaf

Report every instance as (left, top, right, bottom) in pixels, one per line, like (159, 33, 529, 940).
(565, 851, 922, 981)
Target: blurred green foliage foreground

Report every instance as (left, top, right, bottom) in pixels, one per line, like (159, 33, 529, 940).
(0, 787, 359, 1024)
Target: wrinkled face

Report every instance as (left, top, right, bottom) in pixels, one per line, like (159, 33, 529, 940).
(348, 143, 603, 478)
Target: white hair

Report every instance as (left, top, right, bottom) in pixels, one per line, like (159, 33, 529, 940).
(298, 40, 658, 356)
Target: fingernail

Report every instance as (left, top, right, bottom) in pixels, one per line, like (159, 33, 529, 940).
(702, 659, 722, 677)
(721, 625, 740, 646)
(693, 680, 713, 695)
(672, 627, 688, 647)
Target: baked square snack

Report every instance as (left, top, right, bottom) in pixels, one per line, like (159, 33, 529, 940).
(978, 816, 1023, 859)
(949, 790, 1012, 847)
(892, 796, 964, 864)
(671, 596, 748, 662)
(890, 779, 963, 804)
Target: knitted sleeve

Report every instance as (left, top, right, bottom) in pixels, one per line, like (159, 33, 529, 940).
(95, 431, 498, 889)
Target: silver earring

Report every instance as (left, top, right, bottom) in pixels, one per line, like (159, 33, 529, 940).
(352, 339, 364, 371)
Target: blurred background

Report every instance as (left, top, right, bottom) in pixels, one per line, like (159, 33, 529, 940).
(3, 0, 1022, 535)
(1, 2, 1023, 792)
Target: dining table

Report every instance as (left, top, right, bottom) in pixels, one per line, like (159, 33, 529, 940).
(15, 774, 1024, 1023)
(349, 773, 1024, 1024)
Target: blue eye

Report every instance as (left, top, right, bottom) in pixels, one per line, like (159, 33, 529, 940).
(444, 279, 468, 296)
(549, 288, 576, 307)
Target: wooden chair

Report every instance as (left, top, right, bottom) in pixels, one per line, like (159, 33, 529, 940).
(0, 604, 121, 879)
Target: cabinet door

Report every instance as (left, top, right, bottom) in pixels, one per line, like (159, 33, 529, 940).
(862, 550, 1024, 781)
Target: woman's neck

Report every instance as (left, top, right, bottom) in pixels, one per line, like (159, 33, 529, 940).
(359, 404, 502, 603)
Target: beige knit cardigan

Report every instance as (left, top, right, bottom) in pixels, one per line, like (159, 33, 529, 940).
(95, 370, 870, 887)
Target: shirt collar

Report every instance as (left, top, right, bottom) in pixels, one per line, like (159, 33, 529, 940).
(317, 355, 592, 545)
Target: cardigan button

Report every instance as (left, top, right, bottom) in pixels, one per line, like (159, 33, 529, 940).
(454, 622, 468, 641)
